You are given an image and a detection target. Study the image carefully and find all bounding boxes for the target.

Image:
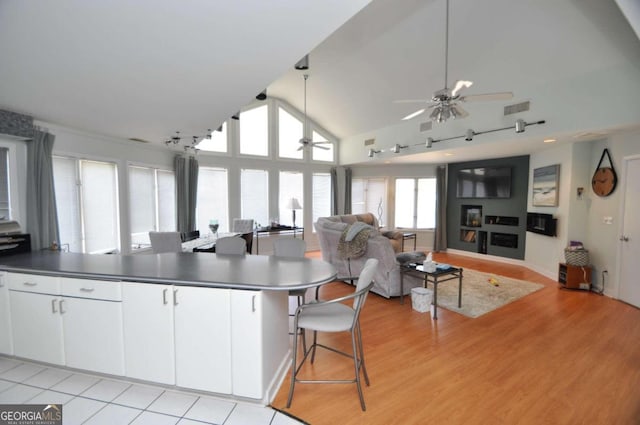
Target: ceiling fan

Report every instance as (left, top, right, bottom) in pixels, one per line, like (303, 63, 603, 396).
(396, 0, 513, 123)
(297, 74, 331, 150)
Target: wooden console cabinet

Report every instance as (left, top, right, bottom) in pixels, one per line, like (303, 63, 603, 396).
(558, 263, 591, 290)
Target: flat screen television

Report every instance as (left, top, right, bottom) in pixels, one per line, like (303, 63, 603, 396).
(456, 166, 512, 198)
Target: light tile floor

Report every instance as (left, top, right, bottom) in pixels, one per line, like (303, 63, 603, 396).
(0, 356, 304, 425)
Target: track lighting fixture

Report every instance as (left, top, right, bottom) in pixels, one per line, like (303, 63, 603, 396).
(365, 120, 546, 157)
(465, 129, 474, 141)
(256, 89, 267, 101)
(390, 143, 408, 153)
(231, 112, 240, 120)
(294, 55, 309, 70)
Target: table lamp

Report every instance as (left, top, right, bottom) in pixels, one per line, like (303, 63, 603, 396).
(286, 197, 302, 228)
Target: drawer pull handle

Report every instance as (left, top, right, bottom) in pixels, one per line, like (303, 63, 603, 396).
(252, 295, 256, 312)
(80, 287, 95, 292)
(51, 299, 58, 313)
(173, 289, 178, 306)
(60, 300, 66, 314)
(24, 282, 37, 287)
(162, 288, 168, 305)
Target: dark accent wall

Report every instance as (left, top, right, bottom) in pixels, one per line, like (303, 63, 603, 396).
(447, 155, 529, 260)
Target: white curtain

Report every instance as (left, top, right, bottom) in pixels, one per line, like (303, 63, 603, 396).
(26, 130, 59, 250)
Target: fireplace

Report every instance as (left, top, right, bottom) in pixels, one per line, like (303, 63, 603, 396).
(490, 232, 518, 248)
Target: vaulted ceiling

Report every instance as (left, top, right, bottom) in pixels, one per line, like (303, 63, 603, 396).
(1, 0, 639, 165)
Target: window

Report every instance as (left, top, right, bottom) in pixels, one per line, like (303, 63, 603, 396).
(279, 171, 303, 227)
(196, 167, 229, 235)
(352, 178, 387, 226)
(311, 130, 335, 162)
(312, 173, 331, 228)
(239, 105, 268, 156)
(53, 157, 119, 253)
(278, 107, 303, 159)
(196, 122, 227, 153)
(395, 178, 436, 229)
(128, 165, 176, 249)
(241, 168, 268, 228)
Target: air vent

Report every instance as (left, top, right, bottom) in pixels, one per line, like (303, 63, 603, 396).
(364, 138, 375, 146)
(419, 121, 432, 132)
(504, 101, 530, 116)
(129, 138, 151, 143)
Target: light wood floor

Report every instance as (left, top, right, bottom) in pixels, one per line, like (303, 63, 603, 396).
(272, 252, 640, 424)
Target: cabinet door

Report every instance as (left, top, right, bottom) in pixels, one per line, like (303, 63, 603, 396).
(61, 297, 125, 376)
(174, 286, 232, 394)
(231, 290, 288, 399)
(122, 283, 175, 385)
(0, 274, 13, 355)
(9, 291, 64, 365)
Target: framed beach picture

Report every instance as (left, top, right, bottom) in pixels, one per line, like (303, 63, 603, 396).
(532, 164, 560, 207)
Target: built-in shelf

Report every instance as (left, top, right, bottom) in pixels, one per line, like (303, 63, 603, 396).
(460, 229, 477, 243)
(485, 215, 519, 226)
(461, 205, 483, 227)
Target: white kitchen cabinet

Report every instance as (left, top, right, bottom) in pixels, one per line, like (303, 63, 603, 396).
(8, 273, 64, 365)
(231, 289, 288, 400)
(122, 282, 175, 385)
(60, 277, 125, 376)
(174, 285, 232, 393)
(0, 273, 13, 355)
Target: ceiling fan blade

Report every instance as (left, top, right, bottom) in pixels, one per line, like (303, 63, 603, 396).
(401, 108, 426, 121)
(297, 146, 304, 151)
(451, 80, 473, 97)
(393, 99, 430, 104)
(312, 141, 332, 145)
(459, 92, 513, 102)
(451, 104, 469, 118)
(312, 144, 330, 150)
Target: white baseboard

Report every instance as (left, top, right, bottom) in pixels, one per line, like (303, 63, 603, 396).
(445, 248, 557, 281)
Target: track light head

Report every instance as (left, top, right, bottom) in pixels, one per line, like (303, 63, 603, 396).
(515, 119, 526, 133)
(465, 129, 474, 141)
(231, 112, 240, 120)
(426, 137, 434, 148)
(294, 55, 309, 70)
(256, 89, 267, 101)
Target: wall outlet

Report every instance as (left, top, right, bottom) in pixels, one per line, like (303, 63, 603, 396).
(603, 216, 613, 224)
(579, 283, 590, 290)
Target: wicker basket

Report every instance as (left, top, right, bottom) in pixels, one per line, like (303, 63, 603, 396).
(564, 249, 589, 266)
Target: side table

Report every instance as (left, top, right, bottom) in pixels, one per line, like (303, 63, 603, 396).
(399, 264, 463, 320)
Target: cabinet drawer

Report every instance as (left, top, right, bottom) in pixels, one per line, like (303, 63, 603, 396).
(61, 277, 122, 301)
(7, 273, 60, 294)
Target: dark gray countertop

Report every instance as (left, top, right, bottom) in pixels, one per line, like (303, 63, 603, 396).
(0, 251, 337, 290)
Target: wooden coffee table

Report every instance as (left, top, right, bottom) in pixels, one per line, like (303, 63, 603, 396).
(399, 264, 463, 320)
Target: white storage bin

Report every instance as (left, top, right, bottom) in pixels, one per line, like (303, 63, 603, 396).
(411, 287, 432, 313)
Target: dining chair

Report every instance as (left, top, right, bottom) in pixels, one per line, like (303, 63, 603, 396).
(215, 236, 246, 255)
(273, 238, 308, 350)
(232, 218, 254, 253)
(287, 258, 378, 411)
(149, 231, 182, 253)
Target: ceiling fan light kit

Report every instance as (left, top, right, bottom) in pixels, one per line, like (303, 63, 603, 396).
(395, 0, 513, 123)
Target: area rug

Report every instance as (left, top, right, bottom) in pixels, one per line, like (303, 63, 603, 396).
(435, 268, 544, 318)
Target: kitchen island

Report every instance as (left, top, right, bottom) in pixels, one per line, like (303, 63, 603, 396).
(0, 251, 337, 405)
